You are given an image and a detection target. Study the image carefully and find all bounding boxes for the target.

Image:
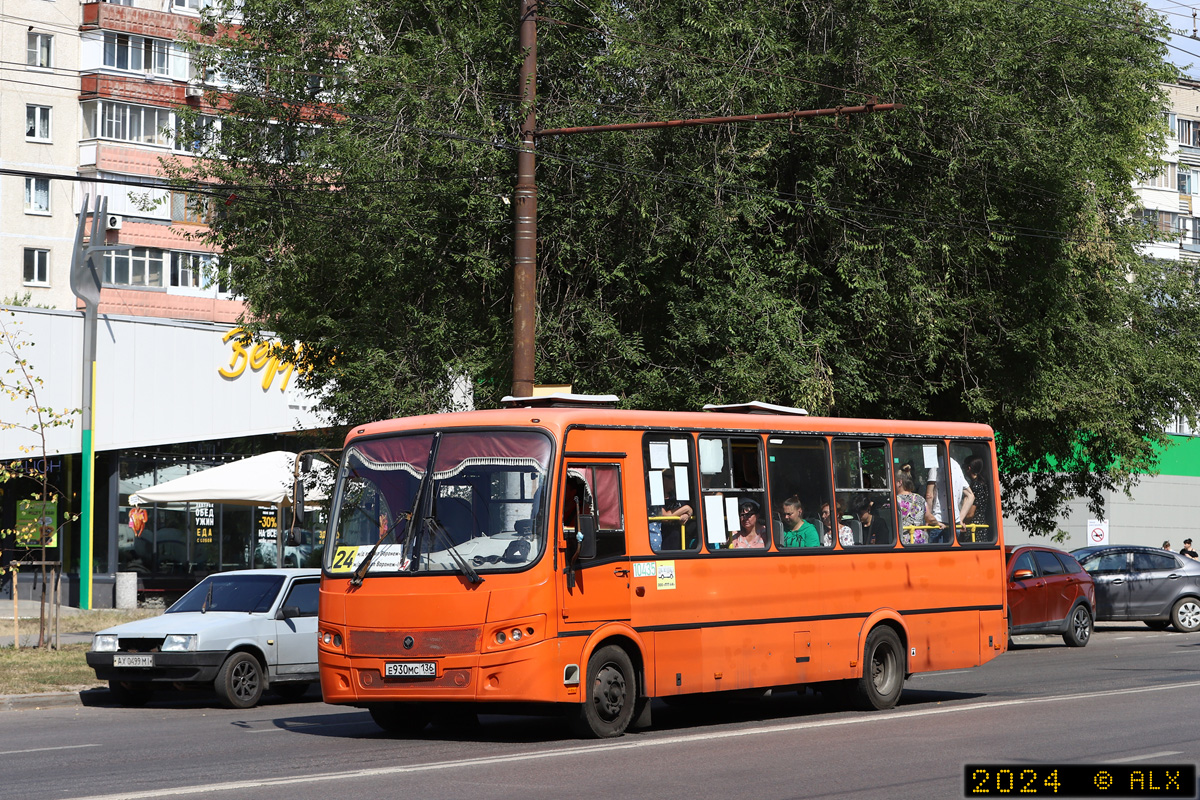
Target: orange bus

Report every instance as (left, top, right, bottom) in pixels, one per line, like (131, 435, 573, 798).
(317, 397, 1008, 738)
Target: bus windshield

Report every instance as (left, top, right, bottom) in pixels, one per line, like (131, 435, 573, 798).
(326, 429, 551, 578)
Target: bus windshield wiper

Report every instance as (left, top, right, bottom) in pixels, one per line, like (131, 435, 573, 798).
(425, 516, 483, 584)
(351, 433, 441, 586)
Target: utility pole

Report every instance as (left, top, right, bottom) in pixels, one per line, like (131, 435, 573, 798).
(511, 0, 538, 399)
(508, 10, 902, 397)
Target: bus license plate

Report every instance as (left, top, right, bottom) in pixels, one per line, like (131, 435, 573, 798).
(114, 654, 154, 667)
(384, 662, 435, 678)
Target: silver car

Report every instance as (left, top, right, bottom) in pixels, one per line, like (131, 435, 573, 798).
(86, 568, 320, 708)
(1071, 546, 1200, 633)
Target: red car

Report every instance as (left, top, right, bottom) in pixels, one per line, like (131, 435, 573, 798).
(1006, 545, 1097, 647)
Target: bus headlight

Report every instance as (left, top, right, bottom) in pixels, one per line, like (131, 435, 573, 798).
(485, 615, 544, 651)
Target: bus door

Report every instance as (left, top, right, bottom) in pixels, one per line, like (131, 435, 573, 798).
(559, 459, 631, 625)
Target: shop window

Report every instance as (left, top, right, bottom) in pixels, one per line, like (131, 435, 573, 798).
(643, 433, 698, 553)
(766, 435, 832, 549)
(698, 435, 767, 550)
(832, 439, 894, 546)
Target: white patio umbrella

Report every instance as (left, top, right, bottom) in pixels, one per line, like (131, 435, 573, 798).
(129, 451, 329, 565)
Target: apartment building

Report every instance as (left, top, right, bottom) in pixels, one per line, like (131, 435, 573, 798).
(1, 1, 329, 607)
(3, 0, 238, 321)
(1136, 80, 1200, 265)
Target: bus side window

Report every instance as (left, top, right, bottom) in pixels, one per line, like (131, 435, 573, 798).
(891, 439, 938, 546)
(643, 434, 699, 553)
(951, 441, 996, 544)
(766, 435, 833, 549)
(832, 438, 894, 547)
(566, 464, 626, 560)
(698, 435, 768, 550)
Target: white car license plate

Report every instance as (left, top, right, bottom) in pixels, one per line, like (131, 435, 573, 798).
(114, 654, 154, 668)
(384, 662, 435, 678)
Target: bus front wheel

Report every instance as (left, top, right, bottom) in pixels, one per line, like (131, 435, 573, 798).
(570, 644, 636, 739)
(852, 626, 904, 711)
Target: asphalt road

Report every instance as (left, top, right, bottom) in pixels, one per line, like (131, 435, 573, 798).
(5, 623, 1200, 800)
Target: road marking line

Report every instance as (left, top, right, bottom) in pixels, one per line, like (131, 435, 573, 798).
(61, 680, 1200, 800)
(0, 744, 100, 756)
(1107, 751, 1183, 763)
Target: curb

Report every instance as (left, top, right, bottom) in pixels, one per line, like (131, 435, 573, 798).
(0, 690, 90, 711)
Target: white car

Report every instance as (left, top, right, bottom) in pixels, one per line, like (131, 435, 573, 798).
(86, 568, 320, 708)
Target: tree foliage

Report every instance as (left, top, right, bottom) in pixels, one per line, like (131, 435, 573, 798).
(172, 0, 1197, 532)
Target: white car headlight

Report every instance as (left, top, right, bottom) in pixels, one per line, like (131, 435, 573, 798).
(93, 634, 118, 652)
(161, 634, 198, 652)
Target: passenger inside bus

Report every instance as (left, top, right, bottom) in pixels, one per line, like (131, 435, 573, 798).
(729, 499, 767, 549)
(854, 495, 893, 545)
(780, 496, 820, 548)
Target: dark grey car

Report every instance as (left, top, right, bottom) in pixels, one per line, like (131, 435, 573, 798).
(1071, 546, 1200, 632)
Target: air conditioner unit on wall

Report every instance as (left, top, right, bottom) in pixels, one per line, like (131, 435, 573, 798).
(185, 84, 204, 98)
(106, 214, 123, 230)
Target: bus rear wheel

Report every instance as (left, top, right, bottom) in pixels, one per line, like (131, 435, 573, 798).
(851, 626, 904, 711)
(570, 644, 636, 739)
(368, 702, 432, 736)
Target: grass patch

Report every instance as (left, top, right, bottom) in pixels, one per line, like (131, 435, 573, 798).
(11, 608, 161, 634)
(0, 643, 101, 695)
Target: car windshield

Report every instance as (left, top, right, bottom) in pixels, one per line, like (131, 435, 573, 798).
(326, 429, 551, 578)
(168, 574, 286, 613)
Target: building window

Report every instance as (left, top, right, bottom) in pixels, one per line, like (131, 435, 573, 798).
(26, 33, 52, 68)
(83, 101, 173, 147)
(171, 191, 213, 224)
(173, 114, 217, 153)
(1181, 171, 1194, 196)
(23, 249, 49, 285)
(104, 247, 165, 288)
(170, 252, 214, 287)
(103, 33, 175, 76)
(24, 178, 50, 213)
(1141, 162, 1178, 191)
(1180, 118, 1200, 148)
(172, 0, 213, 11)
(26, 105, 51, 141)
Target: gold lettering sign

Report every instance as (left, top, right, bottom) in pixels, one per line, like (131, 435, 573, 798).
(218, 328, 302, 392)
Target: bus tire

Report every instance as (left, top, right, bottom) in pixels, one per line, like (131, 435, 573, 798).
(1062, 604, 1093, 647)
(851, 626, 904, 711)
(570, 644, 636, 738)
(369, 702, 432, 736)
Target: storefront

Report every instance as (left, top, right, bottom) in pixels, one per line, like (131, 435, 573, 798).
(0, 307, 327, 607)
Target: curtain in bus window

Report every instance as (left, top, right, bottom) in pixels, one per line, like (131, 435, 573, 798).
(567, 464, 625, 559)
(950, 441, 997, 544)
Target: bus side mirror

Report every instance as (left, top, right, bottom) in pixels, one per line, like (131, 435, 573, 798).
(577, 515, 597, 560)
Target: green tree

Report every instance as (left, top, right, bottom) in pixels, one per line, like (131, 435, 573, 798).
(172, 0, 1195, 532)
